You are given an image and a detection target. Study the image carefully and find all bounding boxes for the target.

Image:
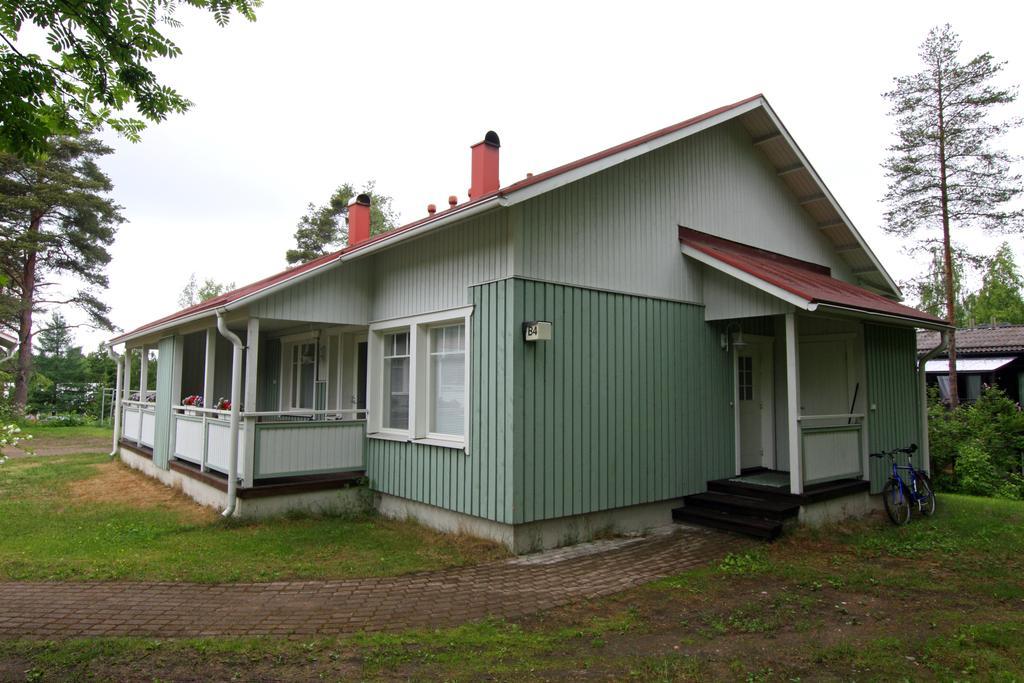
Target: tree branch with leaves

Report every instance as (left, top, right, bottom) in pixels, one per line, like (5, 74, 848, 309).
(0, 0, 261, 160)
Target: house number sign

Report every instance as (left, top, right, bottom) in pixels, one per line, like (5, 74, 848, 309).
(522, 321, 553, 342)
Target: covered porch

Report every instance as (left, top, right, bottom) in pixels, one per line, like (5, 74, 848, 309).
(114, 314, 371, 490)
(682, 227, 951, 499)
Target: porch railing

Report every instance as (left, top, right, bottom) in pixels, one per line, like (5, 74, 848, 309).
(171, 406, 246, 478)
(170, 407, 366, 482)
(121, 399, 156, 449)
(798, 413, 864, 486)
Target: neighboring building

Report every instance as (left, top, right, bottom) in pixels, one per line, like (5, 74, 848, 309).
(109, 95, 949, 550)
(918, 325, 1024, 403)
(0, 330, 15, 355)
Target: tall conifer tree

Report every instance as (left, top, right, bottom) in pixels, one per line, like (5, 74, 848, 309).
(0, 134, 122, 411)
(883, 24, 1023, 407)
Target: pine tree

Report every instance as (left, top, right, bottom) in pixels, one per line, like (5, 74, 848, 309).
(882, 24, 1023, 407)
(0, 134, 123, 412)
(285, 181, 399, 265)
(914, 245, 970, 326)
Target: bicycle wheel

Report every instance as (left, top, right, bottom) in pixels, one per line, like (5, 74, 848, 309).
(882, 478, 911, 525)
(914, 472, 936, 516)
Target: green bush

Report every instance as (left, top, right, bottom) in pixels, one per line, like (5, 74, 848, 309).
(928, 385, 1024, 499)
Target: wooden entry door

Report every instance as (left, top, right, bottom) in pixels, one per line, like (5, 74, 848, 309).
(738, 340, 774, 470)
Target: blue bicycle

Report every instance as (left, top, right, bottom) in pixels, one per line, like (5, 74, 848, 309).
(870, 443, 936, 525)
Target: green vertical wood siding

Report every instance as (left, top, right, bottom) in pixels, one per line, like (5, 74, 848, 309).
(257, 339, 281, 412)
(366, 277, 733, 526)
(365, 279, 516, 523)
(152, 335, 175, 469)
(865, 324, 922, 493)
(513, 279, 734, 524)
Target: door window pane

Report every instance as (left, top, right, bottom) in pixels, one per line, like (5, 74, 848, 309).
(429, 324, 465, 436)
(738, 356, 753, 401)
(383, 332, 410, 429)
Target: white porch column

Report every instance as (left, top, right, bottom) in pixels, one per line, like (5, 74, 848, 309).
(123, 348, 133, 402)
(242, 318, 260, 487)
(785, 313, 803, 495)
(137, 345, 149, 447)
(201, 328, 217, 471)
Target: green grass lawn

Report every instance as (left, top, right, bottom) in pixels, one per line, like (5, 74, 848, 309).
(2, 494, 1022, 681)
(0, 452, 505, 583)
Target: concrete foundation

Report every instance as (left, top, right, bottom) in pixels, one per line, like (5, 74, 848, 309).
(377, 493, 686, 554)
(118, 448, 368, 519)
(798, 490, 883, 526)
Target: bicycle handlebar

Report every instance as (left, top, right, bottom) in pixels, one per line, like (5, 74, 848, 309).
(869, 443, 918, 459)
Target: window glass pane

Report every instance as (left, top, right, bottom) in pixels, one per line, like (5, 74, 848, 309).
(299, 353, 315, 408)
(382, 331, 410, 430)
(429, 324, 465, 436)
(383, 356, 409, 429)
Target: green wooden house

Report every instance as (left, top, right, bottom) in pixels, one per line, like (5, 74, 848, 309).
(110, 95, 950, 550)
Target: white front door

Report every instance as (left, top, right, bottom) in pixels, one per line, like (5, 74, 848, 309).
(737, 340, 774, 470)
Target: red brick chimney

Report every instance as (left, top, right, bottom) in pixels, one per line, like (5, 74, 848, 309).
(347, 193, 371, 247)
(469, 131, 500, 199)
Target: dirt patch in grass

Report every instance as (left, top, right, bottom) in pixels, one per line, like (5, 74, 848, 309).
(10, 435, 110, 457)
(66, 461, 216, 524)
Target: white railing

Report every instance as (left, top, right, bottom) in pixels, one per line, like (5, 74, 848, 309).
(121, 399, 157, 449)
(253, 418, 365, 479)
(169, 406, 366, 482)
(171, 405, 246, 479)
(244, 408, 368, 423)
(800, 422, 864, 486)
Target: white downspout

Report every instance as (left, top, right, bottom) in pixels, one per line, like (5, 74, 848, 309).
(107, 345, 123, 458)
(216, 312, 244, 518)
(918, 331, 948, 474)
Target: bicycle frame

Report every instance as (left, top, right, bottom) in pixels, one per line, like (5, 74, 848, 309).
(884, 452, 926, 506)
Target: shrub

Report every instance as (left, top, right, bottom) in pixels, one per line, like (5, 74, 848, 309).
(929, 385, 1024, 499)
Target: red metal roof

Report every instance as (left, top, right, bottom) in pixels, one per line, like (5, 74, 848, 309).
(679, 227, 947, 326)
(112, 94, 783, 342)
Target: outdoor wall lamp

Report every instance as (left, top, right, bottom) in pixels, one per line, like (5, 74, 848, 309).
(721, 322, 747, 352)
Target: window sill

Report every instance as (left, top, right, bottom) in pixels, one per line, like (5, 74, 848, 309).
(412, 437, 466, 451)
(367, 431, 411, 443)
(366, 432, 467, 451)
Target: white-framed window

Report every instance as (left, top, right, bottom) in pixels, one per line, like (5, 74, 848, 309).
(367, 306, 472, 449)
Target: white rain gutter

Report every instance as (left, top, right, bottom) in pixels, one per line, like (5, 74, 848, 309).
(107, 345, 123, 458)
(216, 312, 245, 518)
(918, 331, 948, 474)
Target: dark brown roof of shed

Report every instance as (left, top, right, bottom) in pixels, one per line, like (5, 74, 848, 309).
(918, 325, 1024, 355)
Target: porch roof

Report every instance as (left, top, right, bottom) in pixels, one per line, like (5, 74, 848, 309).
(679, 227, 950, 330)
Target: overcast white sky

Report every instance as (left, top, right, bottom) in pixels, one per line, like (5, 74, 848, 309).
(54, 0, 1024, 350)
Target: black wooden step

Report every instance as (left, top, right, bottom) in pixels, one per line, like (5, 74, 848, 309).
(684, 491, 800, 520)
(707, 478, 802, 503)
(672, 506, 783, 540)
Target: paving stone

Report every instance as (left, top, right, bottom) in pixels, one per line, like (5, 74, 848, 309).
(0, 526, 749, 638)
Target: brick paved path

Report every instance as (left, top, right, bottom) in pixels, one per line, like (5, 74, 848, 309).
(0, 526, 748, 638)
